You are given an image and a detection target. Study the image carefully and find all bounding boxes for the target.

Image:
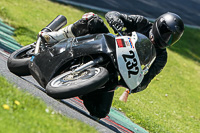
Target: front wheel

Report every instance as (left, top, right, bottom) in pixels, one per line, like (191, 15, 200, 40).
(7, 44, 34, 76)
(46, 67, 109, 99)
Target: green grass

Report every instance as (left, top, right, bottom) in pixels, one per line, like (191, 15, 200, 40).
(0, 76, 97, 133)
(169, 27, 200, 62)
(113, 49, 200, 132)
(0, 0, 200, 133)
(0, 0, 107, 46)
(113, 27, 200, 132)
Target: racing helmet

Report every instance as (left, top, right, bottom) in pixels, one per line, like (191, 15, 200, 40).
(152, 12, 184, 49)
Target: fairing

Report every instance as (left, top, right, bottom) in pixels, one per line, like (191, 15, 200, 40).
(29, 33, 116, 87)
(115, 32, 156, 92)
(135, 32, 156, 66)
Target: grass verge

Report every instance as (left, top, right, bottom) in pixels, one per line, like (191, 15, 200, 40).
(0, 0, 200, 132)
(0, 76, 97, 133)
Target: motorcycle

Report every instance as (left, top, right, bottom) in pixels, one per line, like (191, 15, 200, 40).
(7, 15, 156, 99)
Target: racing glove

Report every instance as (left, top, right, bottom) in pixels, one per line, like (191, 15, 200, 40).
(106, 16, 124, 33)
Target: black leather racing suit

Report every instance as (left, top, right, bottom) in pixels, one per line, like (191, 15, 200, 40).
(105, 11, 168, 93)
(71, 11, 167, 118)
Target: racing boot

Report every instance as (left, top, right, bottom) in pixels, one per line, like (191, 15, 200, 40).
(40, 12, 109, 44)
(39, 24, 75, 44)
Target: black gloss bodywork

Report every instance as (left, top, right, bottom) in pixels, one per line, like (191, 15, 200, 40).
(29, 33, 116, 87)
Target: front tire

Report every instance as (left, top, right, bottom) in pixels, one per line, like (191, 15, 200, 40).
(46, 67, 109, 99)
(7, 44, 34, 76)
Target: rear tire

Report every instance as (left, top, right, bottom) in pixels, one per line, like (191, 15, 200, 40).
(46, 67, 109, 99)
(7, 44, 34, 76)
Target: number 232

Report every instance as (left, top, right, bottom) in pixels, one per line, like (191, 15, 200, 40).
(122, 50, 139, 78)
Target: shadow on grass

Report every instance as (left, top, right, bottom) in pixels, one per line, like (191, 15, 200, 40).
(14, 26, 37, 40)
(168, 27, 200, 63)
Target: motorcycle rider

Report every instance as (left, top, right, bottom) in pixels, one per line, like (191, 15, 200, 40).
(40, 11, 184, 118)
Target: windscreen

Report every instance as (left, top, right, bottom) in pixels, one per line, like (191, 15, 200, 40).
(135, 33, 156, 67)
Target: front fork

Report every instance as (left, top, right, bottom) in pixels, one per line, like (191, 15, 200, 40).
(34, 37, 42, 54)
(72, 56, 104, 74)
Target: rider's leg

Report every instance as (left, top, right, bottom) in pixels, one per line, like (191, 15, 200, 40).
(39, 24, 75, 44)
(41, 12, 109, 44)
(82, 65, 118, 119)
(82, 89, 114, 119)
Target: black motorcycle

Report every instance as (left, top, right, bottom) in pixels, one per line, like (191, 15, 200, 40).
(7, 15, 156, 99)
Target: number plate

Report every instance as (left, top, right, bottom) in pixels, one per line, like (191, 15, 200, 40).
(115, 32, 144, 92)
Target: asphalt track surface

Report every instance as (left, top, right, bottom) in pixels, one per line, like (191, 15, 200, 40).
(56, 0, 200, 28)
(0, 14, 148, 133)
(0, 52, 147, 132)
(1, 39, 149, 132)
(0, 51, 126, 133)
(2, 1, 199, 132)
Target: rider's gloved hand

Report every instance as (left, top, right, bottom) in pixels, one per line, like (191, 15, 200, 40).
(107, 17, 124, 33)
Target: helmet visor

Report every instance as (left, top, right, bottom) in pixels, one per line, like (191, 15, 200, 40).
(157, 20, 173, 46)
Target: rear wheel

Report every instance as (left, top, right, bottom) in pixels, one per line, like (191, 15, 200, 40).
(7, 44, 34, 76)
(46, 67, 109, 99)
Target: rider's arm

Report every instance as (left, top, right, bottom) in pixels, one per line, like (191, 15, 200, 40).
(131, 48, 168, 93)
(105, 11, 152, 33)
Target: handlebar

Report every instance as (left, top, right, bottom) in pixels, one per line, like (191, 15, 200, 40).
(110, 25, 123, 36)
